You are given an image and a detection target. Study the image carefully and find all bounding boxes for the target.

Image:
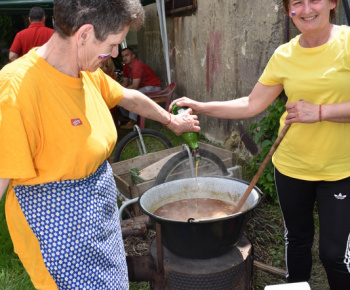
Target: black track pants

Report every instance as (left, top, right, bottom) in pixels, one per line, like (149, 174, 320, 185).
(275, 169, 350, 290)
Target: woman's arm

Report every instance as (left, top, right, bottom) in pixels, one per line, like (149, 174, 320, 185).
(119, 88, 200, 135)
(285, 100, 350, 124)
(323, 102, 350, 122)
(0, 178, 10, 200)
(170, 82, 283, 120)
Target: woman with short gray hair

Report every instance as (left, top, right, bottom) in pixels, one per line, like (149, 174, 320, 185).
(0, 0, 199, 289)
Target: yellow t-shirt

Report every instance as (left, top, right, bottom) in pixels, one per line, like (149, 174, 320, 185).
(259, 25, 350, 181)
(0, 49, 123, 289)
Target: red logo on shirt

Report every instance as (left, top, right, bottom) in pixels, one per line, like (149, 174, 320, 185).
(71, 118, 83, 126)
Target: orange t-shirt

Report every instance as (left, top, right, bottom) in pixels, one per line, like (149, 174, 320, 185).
(0, 49, 123, 289)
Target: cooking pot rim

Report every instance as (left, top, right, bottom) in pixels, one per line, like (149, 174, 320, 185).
(138, 176, 263, 223)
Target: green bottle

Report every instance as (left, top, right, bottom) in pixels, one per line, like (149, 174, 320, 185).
(172, 104, 201, 160)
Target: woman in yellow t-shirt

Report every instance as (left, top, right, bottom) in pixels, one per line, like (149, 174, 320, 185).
(0, 1, 200, 289)
(170, 0, 350, 289)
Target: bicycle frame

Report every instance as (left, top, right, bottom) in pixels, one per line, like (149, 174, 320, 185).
(133, 125, 148, 155)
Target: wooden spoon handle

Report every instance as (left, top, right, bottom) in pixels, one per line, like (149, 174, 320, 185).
(233, 124, 291, 214)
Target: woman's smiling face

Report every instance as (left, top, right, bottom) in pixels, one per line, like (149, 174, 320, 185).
(289, 0, 336, 33)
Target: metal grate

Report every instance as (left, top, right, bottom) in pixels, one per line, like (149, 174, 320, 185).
(166, 261, 251, 290)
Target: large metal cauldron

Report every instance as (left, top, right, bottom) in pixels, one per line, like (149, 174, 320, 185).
(139, 177, 262, 259)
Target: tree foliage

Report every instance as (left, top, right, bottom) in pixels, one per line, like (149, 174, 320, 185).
(0, 15, 14, 67)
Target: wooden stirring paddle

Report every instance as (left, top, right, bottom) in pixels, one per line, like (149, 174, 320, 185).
(233, 124, 291, 214)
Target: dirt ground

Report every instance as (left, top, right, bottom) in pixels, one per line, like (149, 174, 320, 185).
(124, 198, 329, 290)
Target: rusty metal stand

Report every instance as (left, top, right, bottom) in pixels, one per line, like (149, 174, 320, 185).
(126, 223, 253, 289)
(150, 235, 253, 290)
(126, 222, 166, 288)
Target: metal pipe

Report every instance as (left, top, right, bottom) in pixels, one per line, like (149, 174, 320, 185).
(156, 223, 164, 276)
(342, 0, 350, 25)
(155, 222, 166, 289)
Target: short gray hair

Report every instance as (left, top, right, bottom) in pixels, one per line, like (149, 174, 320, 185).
(53, 0, 145, 41)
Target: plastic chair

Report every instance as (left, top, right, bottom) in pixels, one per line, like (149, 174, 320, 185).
(138, 82, 177, 129)
(145, 82, 176, 97)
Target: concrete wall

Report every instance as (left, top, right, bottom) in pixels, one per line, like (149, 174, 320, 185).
(136, 0, 286, 154)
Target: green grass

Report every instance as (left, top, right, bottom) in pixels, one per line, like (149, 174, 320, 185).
(0, 193, 34, 290)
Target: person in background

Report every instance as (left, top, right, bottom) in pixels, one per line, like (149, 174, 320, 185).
(170, 1, 350, 289)
(0, 0, 199, 289)
(9, 6, 53, 62)
(119, 47, 161, 129)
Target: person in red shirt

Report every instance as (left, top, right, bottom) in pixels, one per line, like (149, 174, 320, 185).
(119, 47, 161, 129)
(9, 7, 53, 62)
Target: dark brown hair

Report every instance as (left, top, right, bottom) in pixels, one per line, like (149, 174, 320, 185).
(29, 6, 46, 22)
(282, 0, 337, 20)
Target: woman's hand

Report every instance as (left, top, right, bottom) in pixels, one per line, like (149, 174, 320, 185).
(285, 100, 319, 124)
(167, 108, 200, 136)
(169, 97, 202, 115)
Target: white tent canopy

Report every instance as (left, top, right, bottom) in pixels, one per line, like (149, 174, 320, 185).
(156, 0, 171, 84)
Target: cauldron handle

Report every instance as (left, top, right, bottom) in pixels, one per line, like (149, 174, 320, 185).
(233, 124, 291, 214)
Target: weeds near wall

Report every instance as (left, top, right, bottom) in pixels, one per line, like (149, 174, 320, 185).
(249, 97, 286, 203)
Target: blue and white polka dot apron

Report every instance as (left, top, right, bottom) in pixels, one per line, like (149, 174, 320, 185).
(13, 160, 129, 289)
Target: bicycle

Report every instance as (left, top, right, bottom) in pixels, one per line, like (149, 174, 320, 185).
(155, 146, 229, 185)
(112, 125, 173, 163)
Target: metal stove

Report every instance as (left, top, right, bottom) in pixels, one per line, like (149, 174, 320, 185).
(127, 226, 253, 290)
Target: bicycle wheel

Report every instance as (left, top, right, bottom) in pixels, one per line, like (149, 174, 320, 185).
(155, 148, 229, 185)
(113, 128, 173, 162)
